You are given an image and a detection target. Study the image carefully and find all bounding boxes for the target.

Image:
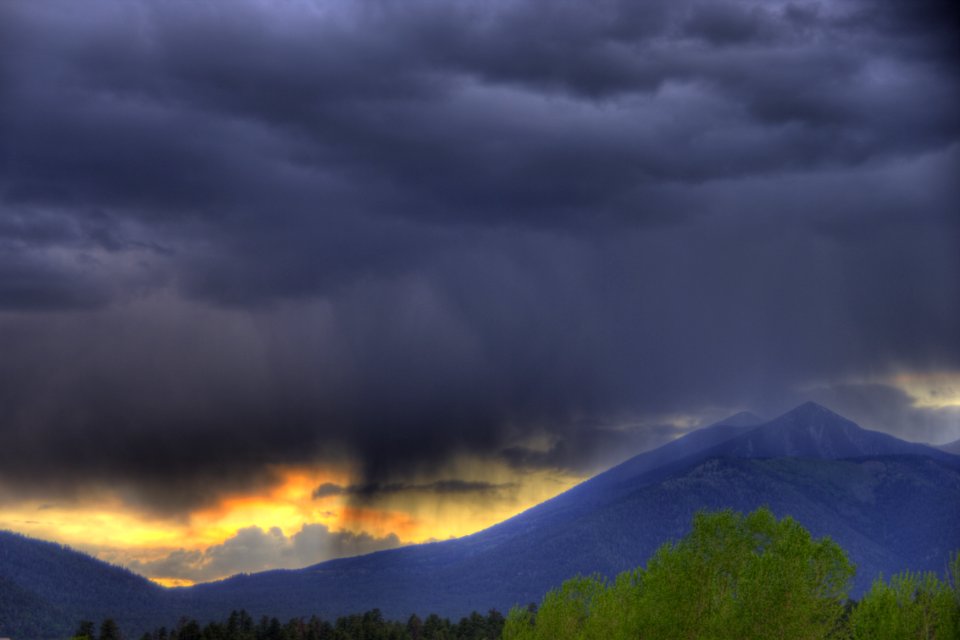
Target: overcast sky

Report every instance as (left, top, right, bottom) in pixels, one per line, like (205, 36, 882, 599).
(0, 0, 958, 582)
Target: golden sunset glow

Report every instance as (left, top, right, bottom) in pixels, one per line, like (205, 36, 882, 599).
(0, 460, 582, 587)
(184, 466, 353, 547)
(152, 578, 195, 588)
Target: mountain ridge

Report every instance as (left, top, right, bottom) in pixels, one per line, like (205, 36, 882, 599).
(939, 437, 960, 455)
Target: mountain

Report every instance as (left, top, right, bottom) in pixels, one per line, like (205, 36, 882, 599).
(2, 403, 959, 637)
(939, 438, 960, 455)
(175, 403, 960, 620)
(467, 410, 765, 541)
(0, 531, 176, 638)
(706, 402, 959, 461)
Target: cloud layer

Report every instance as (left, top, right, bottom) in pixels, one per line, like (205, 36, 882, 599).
(0, 0, 957, 514)
(128, 524, 401, 583)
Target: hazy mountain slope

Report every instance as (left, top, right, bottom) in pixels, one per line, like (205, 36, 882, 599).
(0, 530, 177, 637)
(0, 574, 66, 639)
(939, 438, 960, 455)
(492, 402, 954, 545)
(576, 410, 764, 492)
(706, 402, 959, 462)
(474, 411, 764, 542)
(538, 455, 960, 596)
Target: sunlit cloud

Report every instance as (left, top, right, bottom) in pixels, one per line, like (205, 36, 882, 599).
(126, 523, 403, 585)
(0, 458, 583, 585)
(889, 371, 960, 409)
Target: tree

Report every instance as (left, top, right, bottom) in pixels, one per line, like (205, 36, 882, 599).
(74, 620, 96, 640)
(406, 614, 423, 640)
(581, 569, 643, 640)
(484, 609, 506, 639)
(631, 508, 853, 640)
(504, 508, 855, 640)
(501, 606, 536, 640)
(530, 575, 606, 640)
(98, 619, 122, 640)
(422, 613, 451, 640)
(850, 555, 960, 640)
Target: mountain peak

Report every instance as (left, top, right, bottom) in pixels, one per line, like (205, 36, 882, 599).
(708, 401, 957, 461)
(789, 401, 842, 419)
(774, 402, 856, 431)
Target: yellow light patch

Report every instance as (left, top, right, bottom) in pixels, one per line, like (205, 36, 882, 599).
(152, 577, 195, 588)
(890, 371, 960, 409)
(183, 465, 354, 544)
(0, 500, 187, 551)
(329, 455, 583, 542)
(0, 459, 584, 584)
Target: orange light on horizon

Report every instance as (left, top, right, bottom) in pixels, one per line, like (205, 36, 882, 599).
(0, 460, 583, 584)
(151, 577, 195, 588)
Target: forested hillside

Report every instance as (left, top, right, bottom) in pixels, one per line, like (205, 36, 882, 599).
(0, 531, 175, 637)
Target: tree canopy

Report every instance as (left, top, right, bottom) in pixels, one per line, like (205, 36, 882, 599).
(850, 554, 960, 640)
(505, 507, 855, 640)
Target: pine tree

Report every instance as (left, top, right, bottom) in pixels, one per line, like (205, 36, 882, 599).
(98, 619, 121, 640)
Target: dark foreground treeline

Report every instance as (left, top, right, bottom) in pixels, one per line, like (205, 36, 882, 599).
(74, 607, 505, 640)
(73, 509, 960, 640)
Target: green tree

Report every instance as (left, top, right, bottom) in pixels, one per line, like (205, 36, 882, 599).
(531, 575, 606, 640)
(501, 606, 536, 640)
(581, 569, 643, 640)
(850, 555, 960, 639)
(629, 508, 853, 640)
(504, 508, 855, 640)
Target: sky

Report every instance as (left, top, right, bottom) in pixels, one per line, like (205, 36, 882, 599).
(0, 0, 958, 587)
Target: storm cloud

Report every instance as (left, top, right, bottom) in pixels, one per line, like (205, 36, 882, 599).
(0, 0, 958, 512)
(312, 480, 516, 500)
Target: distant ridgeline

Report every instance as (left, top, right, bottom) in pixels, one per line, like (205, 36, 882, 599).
(2, 403, 960, 638)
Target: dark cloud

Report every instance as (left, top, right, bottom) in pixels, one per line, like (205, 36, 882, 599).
(0, 0, 957, 513)
(312, 480, 516, 500)
(682, 2, 777, 46)
(500, 421, 692, 474)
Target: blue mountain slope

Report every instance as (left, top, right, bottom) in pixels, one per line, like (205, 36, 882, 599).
(576, 410, 764, 492)
(0, 530, 171, 637)
(475, 411, 764, 542)
(706, 402, 959, 461)
(535, 455, 960, 595)
(939, 438, 960, 455)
